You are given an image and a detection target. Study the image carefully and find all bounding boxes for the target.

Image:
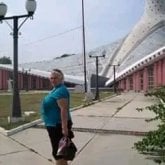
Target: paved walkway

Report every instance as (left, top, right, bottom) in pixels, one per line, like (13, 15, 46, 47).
(0, 92, 159, 165)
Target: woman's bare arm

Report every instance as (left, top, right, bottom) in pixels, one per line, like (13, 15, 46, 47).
(57, 98, 69, 136)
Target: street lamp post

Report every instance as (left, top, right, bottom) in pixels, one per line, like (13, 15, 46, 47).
(110, 64, 120, 93)
(81, 0, 87, 93)
(89, 51, 106, 100)
(0, 0, 37, 122)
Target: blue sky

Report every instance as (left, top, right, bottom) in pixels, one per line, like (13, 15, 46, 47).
(0, 0, 145, 63)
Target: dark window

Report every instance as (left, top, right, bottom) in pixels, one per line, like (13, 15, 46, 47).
(139, 70, 143, 90)
(148, 65, 154, 89)
(128, 76, 133, 90)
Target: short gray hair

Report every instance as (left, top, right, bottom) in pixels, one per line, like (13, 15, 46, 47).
(51, 69, 64, 80)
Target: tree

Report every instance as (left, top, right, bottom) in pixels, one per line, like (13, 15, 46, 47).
(134, 86, 165, 164)
(0, 56, 12, 64)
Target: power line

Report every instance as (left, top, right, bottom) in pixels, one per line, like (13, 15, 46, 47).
(0, 25, 83, 63)
(24, 26, 82, 46)
(0, 26, 82, 56)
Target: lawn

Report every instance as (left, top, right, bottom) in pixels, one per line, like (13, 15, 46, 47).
(0, 91, 111, 129)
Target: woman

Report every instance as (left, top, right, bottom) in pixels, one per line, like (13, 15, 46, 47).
(40, 69, 73, 165)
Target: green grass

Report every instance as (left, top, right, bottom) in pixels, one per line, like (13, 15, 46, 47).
(0, 93, 46, 118)
(0, 95, 12, 117)
(0, 91, 112, 130)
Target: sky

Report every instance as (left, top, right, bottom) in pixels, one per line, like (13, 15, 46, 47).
(0, 0, 145, 64)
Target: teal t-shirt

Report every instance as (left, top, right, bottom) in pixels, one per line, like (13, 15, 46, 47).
(40, 84, 72, 126)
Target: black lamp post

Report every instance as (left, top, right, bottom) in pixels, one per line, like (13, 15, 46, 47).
(110, 64, 120, 93)
(81, 0, 87, 93)
(0, 0, 37, 122)
(89, 51, 106, 100)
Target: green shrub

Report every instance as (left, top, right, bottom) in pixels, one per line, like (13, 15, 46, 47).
(134, 86, 165, 164)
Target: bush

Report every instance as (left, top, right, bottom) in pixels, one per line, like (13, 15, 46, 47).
(134, 86, 165, 164)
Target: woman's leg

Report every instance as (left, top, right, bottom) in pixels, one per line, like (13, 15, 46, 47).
(46, 127, 63, 160)
(47, 122, 74, 163)
(56, 159, 68, 165)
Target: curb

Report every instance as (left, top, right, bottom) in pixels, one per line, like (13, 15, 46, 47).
(0, 119, 42, 136)
(0, 105, 82, 137)
(72, 127, 147, 136)
(70, 94, 117, 112)
(34, 124, 147, 136)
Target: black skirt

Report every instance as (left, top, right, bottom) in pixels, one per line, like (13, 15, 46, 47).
(46, 120, 74, 160)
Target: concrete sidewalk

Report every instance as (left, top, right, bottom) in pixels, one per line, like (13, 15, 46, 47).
(0, 92, 159, 165)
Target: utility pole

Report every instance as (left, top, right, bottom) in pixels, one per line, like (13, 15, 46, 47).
(89, 51, 106, 100)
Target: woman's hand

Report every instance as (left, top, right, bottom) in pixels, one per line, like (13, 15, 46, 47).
(62, 127, 68, 137)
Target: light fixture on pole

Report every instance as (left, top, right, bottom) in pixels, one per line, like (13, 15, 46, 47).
(89, 51, 106, 100)
(109, 64, 120, 93)
(0, 0, 37, 122)
(81, 0, 87, 93)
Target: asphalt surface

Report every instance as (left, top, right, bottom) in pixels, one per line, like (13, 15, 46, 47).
(0, 92, 159, 165)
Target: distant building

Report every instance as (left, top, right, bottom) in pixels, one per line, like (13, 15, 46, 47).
(0, 65, 83, 91)
(2, 0, 164, 92)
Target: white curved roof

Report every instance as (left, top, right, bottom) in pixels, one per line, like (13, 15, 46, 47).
(101, 0, 165, 79)
(118, 26, 165, 73)
(105, 46, 165, 86)
(19, 41, 120, 77)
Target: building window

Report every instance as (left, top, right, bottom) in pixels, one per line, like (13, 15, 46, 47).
(148, 65, 154, 89)
(123, 79, 126, 90)
(128, 76, 133, 90)
(139, 70, 143, 90)
(43, 79, 50, 90)
(31, 77, 36, 89)
(23, 73, 28, 90)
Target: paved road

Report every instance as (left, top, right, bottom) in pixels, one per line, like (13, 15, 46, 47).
(0, 92, 159, 165)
